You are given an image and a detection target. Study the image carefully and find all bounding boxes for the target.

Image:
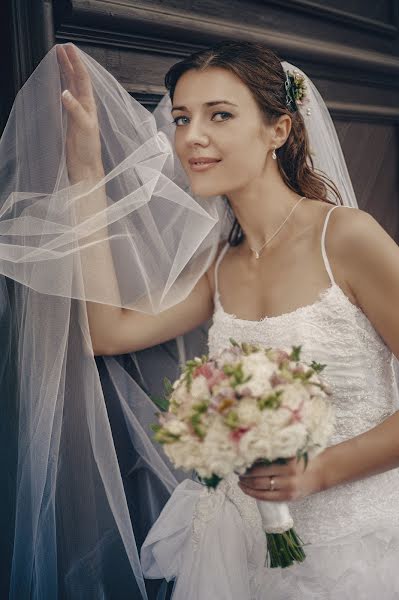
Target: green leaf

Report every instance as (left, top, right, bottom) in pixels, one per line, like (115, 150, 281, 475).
(309, 360, 326, 373)
(150, 423, 162, 433)
(163, 376, 174, 396)
(150, 395, 170, 412)
(224, 410, 239, 429)
(190, 413, 206, 438)
(289, 345, 302, 361)
(257, 390, 283, 410)
(192, 400, 209, 414)
(198, 473, 222, 489)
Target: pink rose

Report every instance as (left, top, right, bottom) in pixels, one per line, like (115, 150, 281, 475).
(229, 426, 251, 443)
(194, 363, 227, 389)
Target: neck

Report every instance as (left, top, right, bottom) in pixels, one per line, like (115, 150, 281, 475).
(226, 167, 304, 257)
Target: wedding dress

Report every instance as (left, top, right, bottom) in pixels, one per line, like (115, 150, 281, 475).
(141, 204, 399, 599)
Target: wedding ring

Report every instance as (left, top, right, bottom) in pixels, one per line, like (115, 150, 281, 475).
(269, 476, 275, 491)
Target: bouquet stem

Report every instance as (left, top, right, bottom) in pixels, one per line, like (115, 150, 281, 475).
(266, 529, 306, 568)
(256, 500, 306, 568)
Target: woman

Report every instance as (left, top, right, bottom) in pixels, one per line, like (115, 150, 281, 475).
(1, 40, 399, 598)
(59, 40, 399, 597)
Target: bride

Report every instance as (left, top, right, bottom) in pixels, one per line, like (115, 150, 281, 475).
(1, 39, 399, 598)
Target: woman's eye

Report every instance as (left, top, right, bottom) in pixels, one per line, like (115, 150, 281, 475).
(212, 111, 232, 122)
(172, 111, 232, 126)
(173, 116, 189, 126)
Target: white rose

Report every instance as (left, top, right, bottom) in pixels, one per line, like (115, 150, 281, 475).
(236, 398, 261, 426)
(302, 396, 335, 452)
(172, 383, 189, 405)
(163, 420, 189, 436)
(201, 420, 239, 475)
(236, 354, 277, 397)
(207, 459, 235, 478)
(191, 375, 210, 401)
(280, 382, 309, 410)
(165, 439, 203, 471)
(238, 426, 273, 463)
(268, 423, 308, 460)
(216, 348, 241, 367)
(261, 406, 292, 429)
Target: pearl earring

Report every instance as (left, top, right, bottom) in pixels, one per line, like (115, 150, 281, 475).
(272, 146, 277, 160)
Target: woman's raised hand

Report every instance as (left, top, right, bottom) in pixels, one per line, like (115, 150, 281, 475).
(57, 43, 104, 182)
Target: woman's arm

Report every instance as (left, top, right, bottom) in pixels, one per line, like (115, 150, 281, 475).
(316, 207, 399, 490)
(58, 44, 214, 355)
(239, 208, 399, 501)
(93, 273, 214, 355)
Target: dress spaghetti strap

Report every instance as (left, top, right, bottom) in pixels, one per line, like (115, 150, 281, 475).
(320, 205, 341, 286)
(213, 242, 230, 302)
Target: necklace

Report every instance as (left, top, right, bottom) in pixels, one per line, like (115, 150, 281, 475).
(249, 196, 306, 259)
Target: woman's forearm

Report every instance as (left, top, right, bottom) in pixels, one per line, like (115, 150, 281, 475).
(319, 409, 399, 491)
(71, 168, 126, 353)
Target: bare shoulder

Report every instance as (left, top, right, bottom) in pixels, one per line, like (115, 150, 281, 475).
(327, 204, 399, 310)
(323, 203, 399, 358)
(327, 205, 394, 259)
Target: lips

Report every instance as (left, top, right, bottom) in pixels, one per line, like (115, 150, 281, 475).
(188, 157, 222, 172)
(189, 160, 222, 172)
(188, 157, 221, 165)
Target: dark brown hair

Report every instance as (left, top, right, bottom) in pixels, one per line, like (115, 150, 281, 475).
(164, 40, 343, 246)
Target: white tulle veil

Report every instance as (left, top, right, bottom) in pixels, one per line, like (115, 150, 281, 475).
(0, 42, 396, 599)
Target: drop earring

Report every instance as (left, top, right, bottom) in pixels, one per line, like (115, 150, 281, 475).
(272, 146, 277, 160)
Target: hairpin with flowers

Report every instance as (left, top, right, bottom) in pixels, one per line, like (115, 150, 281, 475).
(284, 68, 311, 116)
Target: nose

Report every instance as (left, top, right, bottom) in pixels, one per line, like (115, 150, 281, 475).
(183, 116, 210, 147)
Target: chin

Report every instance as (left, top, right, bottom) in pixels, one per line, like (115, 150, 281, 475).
(190, 180, 230, 199)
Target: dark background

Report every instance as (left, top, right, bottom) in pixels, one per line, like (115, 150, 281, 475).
(1, 0, 398, 237)
(0, 1, 398, 598)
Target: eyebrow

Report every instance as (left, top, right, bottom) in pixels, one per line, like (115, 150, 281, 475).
(171, 100, 238, 113)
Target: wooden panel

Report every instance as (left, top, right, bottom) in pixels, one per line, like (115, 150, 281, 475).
(263, 0, 398, 35)
(335, 121, 399, 240)
(9, 0, 55, 91)
(5, 0, 399, 235)
(53, 0, 399, 123)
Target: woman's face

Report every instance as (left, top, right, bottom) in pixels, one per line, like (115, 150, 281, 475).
(171, 67, 274, 198)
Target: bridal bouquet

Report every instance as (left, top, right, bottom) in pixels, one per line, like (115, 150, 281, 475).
(152, 339, 335, 568)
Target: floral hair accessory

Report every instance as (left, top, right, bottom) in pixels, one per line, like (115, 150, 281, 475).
(284, 69, 311, 116)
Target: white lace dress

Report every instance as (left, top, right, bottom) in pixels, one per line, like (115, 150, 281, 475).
(141, 205, 399, 599)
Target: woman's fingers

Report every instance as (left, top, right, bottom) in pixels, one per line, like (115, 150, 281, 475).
(238, 480, 293, 502)
(241, 457, 299, 479)
(58, 44, 97, 129)
(63, 44, 95, 110)
(61, 90, 89, 129)
(238, 475, 292, 491)
(56, 45, 77, 96)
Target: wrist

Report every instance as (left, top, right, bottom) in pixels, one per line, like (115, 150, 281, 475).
(69, 164, 105, 184)
(311, 449, 332, 493)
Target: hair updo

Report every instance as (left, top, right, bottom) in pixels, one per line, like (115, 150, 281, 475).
(164, 40, 343, 246)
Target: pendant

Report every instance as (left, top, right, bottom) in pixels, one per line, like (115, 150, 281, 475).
(254, 251, 260, 259)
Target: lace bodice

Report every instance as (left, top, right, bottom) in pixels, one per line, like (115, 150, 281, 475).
(207, 204, 399, 543)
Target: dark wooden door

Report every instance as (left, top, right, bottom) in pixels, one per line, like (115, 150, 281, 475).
(0, 2, 398, 598)
(2, 0, 399, 236)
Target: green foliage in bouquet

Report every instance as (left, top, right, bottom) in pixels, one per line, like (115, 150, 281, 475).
(151, 376, 173, 412)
